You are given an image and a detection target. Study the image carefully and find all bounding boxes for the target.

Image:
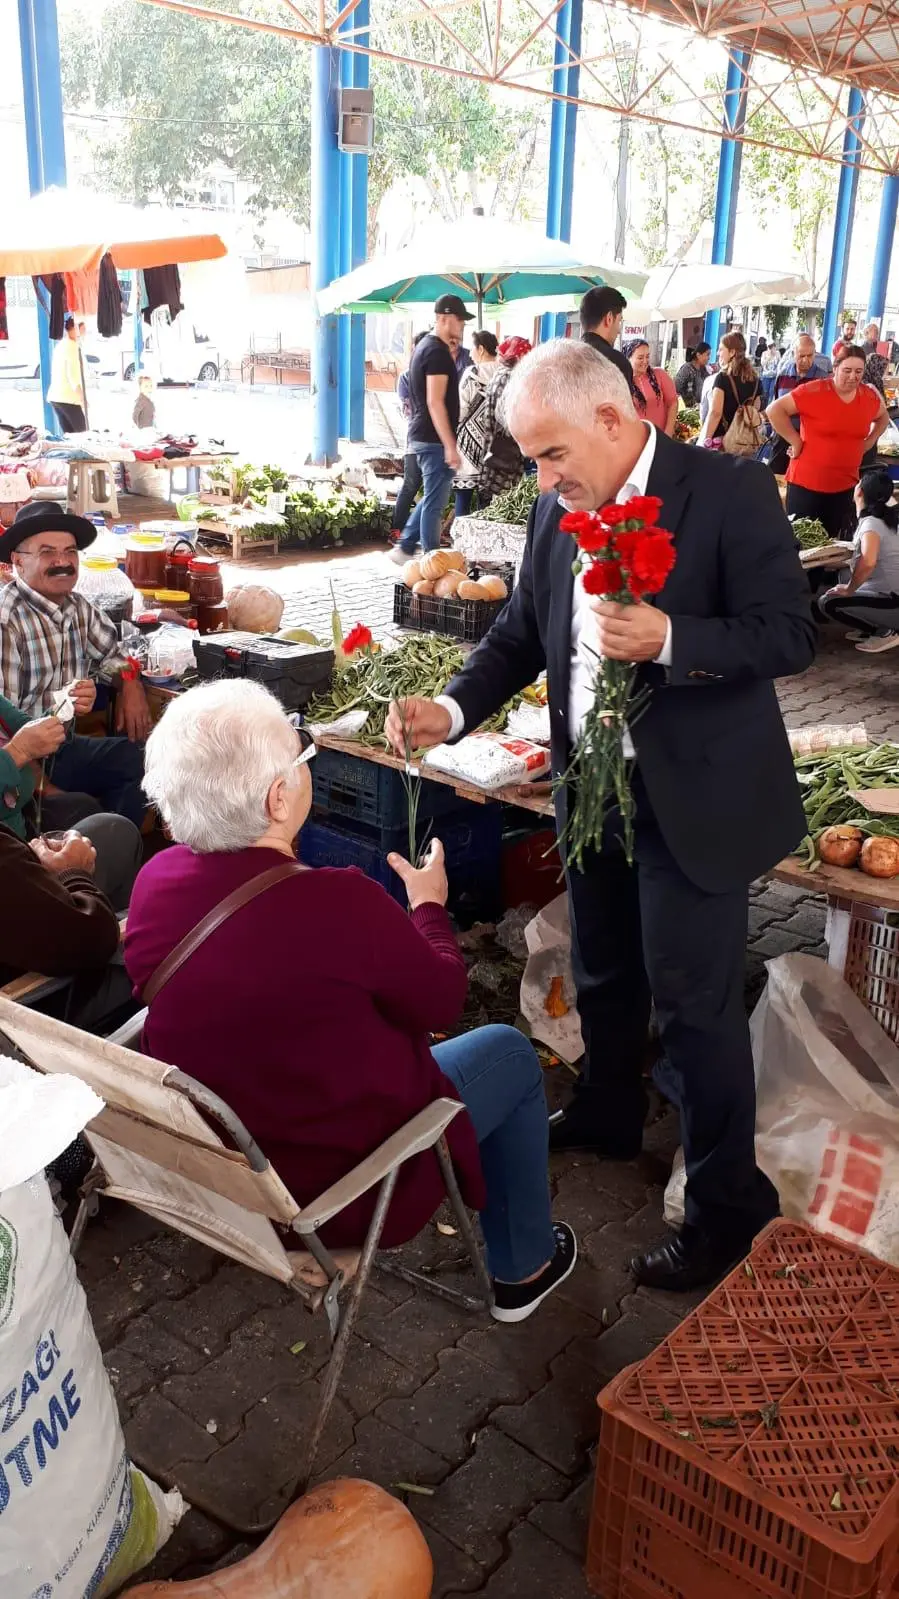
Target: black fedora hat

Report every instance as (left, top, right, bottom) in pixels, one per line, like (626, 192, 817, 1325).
(0, 501, 98, 564)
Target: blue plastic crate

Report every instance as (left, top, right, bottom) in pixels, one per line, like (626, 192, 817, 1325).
(312, 746, 474, 839)
(298, 807, 503, 922)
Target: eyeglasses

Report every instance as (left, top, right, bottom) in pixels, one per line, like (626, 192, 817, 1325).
(288, 720, 317, 768)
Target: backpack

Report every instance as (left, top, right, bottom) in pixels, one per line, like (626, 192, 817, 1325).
(722, 374, 765, 457)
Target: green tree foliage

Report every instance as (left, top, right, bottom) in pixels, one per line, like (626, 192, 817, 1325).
(60, 0, 548, 233)
(61, 1, 313, 222)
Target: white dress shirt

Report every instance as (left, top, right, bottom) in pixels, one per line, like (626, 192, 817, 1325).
(437, 424, 672, 752)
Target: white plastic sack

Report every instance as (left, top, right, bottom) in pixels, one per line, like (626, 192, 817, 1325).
(520, 894, 584, 1063)
(664, 955, 899, 1264)
(423, 732, 551, 789)
(0, 1055, 184, 1599)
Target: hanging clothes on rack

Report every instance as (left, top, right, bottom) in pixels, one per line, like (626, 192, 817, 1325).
(63, 269, 100, 317)
(141, 264, 183, 324)
(97, 253, 123, 337)
(36, 275, 67, 339)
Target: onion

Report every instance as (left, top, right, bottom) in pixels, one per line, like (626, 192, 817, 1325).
(860, 836, 899, 878)
(818, 825, 863, 868)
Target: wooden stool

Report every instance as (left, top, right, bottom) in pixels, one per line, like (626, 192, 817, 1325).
(67, 460, 119, 519)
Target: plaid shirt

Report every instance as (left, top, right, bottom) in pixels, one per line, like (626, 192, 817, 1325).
(0, 576, 125, 716)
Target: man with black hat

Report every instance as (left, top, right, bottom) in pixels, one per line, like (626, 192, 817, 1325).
(0, 502, 149, 829)
(390, 293, 473, 563)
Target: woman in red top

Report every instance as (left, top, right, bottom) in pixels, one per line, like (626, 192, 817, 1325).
(125, 679, 575, 1325)
(767, 345, 889, 538)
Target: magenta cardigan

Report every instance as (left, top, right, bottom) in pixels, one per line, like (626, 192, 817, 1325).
(124, 846, 486, 1247)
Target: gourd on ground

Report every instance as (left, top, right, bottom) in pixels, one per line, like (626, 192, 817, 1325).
(122, 1478, 433, 1599)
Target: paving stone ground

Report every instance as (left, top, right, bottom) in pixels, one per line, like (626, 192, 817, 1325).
(77, 576, 899, 1596)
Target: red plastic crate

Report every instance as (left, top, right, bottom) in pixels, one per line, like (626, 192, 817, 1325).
(588, 1221, 899, 1599)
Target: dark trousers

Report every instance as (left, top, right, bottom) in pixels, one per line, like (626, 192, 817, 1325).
(52, 402, 87, 433)
(392, 452, 422, 532)
(786, 482, 855, 540)
(564, 778, 778, 1243)
(45, 734, 146, 830)
(818, 589, 899, 636)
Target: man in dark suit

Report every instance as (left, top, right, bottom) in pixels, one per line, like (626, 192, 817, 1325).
(580, 285, 635, 394)
(386, 339, 816, 1292)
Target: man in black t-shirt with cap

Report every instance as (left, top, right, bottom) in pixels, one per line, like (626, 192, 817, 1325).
(390, 293, 473, 561)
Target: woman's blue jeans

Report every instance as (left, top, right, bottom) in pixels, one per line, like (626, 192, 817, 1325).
(433, 1024, 555, 1282)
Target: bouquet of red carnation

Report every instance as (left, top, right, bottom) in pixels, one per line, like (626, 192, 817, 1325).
(558, 494, 676, 867)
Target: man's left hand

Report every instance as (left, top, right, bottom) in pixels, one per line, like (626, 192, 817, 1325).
(591, 600, 669, 663)
(116, 678, 152, 742)
(67, 679, 97, 716)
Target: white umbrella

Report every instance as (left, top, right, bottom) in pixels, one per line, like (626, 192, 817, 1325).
(0, 187, 228, 277)
(316, 214, 647, 323)
(637, 263, 812, 321)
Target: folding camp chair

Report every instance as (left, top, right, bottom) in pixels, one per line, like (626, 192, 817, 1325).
(0, 995, 493, 1533)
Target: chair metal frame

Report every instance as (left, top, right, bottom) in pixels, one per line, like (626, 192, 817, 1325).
(1, 1000, 493, 1535)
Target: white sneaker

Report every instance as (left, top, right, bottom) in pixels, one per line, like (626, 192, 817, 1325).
(845, 629, 866, 642)
(388, 546, 412, 565)
(856, 632, 899, 653)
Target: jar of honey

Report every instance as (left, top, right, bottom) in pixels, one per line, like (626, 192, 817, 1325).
(195, 601, 229, 635)
(164, 541, 195, 592)
(187, 556, 224, 608)
(124, 533, 167, 591)
(154, 588, 194, 621)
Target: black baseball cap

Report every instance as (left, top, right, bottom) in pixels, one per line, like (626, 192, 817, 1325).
(434, 293, 474, 322)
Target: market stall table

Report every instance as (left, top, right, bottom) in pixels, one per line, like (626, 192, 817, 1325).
(152, 452, 234, 498)
(317, 733, 553, 817)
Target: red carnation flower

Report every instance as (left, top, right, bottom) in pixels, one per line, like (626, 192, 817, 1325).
(559, 511, 595, 538)
(582, 559, 623, 597)
(597, 503, 630, 527)
(624, 495, 663, 526)
(610, 530, 644, 564)
(342, 622, 373, 656)
(626, 531, 676, 599)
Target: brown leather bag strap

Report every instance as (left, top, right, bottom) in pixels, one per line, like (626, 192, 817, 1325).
(141, 860, 302, 1006)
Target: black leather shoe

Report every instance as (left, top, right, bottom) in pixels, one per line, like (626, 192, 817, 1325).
(549, 1107, 643, 1160)
(630, 1227, 751, 1292)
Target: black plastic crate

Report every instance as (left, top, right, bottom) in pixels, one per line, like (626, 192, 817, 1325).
(312, 746, 475, 839)
(392, 562, 515, 644)
(298, 807, 503, 924)
(193, 632, 334, 710)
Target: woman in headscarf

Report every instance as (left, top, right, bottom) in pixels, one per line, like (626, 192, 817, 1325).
(454, 331, 500, 518)
(622, 338, 678, 436)
(475, 336, 533, 504)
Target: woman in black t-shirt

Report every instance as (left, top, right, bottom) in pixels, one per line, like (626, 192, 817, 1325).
(698, 332, 760, 445)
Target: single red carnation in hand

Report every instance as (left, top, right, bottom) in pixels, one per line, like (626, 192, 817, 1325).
(624, 495, 663, 526)
(582, 559, 623, 597)
(342, 622, 373, 655)
(626, 531, 676, 599)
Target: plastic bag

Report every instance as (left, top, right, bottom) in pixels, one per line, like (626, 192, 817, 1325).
(519, 894, 584, 1063)
(423, 732, 551, 789)
(0, 1055, 184, 1599)
(664, 954, 899, 1263)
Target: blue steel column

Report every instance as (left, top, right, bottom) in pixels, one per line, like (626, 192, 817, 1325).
(17, 0, 67, 436)
(867, 172, 899, 327)
(348, 0, 370, 442)
(336, 1, 370, 443)
(541, 0, 582, 343)
(703, 48, 749, 353)
(311, 44, 341, 465)
(822, 86, 866, 355)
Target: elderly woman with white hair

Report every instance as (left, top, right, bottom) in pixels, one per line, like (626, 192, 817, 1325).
(124, 679, 575, 1323)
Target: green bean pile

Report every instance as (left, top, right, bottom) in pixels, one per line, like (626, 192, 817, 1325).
(795, 743, 899, 865)
(481, 475, 540, 525)
(306, 634, 510, 746)
(790, 517, 831, 551)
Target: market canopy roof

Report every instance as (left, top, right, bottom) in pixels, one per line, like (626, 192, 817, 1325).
(315, 215, 648, 319)
(635, 262, 813, 321)
(0, 187, 228, 278)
